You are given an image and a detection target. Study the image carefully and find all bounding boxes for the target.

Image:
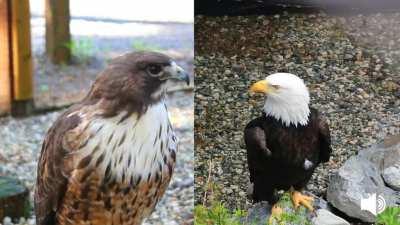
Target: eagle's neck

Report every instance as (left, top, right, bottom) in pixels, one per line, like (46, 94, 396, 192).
(81, 100, 176, 183)
(263, 95, 310, 127)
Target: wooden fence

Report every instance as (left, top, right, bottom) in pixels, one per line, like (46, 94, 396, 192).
(0, 0, 33, 116)
(0, 0, 70, 116)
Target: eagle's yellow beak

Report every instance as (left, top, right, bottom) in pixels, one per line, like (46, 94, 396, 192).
(250, 80, 270, 94)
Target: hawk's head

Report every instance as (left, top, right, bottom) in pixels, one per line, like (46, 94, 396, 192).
(85, 51, 190, 116)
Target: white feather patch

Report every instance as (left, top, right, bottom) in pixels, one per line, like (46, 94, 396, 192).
(303, 159, 314, 170)
(77, 101, 177, 182)
(263, 73, 310, 127)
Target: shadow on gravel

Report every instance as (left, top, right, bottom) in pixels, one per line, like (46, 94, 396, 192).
(195, 0, 400, 16)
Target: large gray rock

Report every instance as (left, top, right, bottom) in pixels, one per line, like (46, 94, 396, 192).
(327, 134, 400, 223)
(312, 209, 350, 225)
(382, 165, 400, 191)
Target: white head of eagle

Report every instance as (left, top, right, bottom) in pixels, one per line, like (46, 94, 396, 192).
(250, 73, 310, 127)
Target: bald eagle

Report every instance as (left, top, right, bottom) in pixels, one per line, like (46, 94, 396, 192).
(34, 52, 189, 225)
(244, 73, 331, 221)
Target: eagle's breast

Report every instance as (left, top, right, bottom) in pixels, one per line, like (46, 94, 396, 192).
(56, 101, 177, 225)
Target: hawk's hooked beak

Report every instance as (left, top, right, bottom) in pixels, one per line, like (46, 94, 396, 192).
(167, 62, 190, 85)
(250, 80, 270, 94)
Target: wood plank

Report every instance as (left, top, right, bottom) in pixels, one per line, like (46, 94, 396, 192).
(0, 0, 12, 115)
(45, 0, 71, 64)
(10, 0, 33, 101)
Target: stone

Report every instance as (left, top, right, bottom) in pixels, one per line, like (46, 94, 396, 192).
(327, 157, 385, 222)
(327, 135, 400, 223)
(382, 165, 400, 191)
(312, 209, 350, 225)
(231, 64, 245, 72)
(246, 181, 254, 199)
(245, 201, 272, 224)
(224, 69, 231, 75)
(3, 216, 12, 225)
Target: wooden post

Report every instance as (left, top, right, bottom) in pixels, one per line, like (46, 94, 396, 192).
(0, 0, 12, 115)
(10, 0, 34, 116)
(45, 0, 71, 64)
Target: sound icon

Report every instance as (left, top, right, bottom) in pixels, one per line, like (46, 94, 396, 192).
(360, 193, 386, 215)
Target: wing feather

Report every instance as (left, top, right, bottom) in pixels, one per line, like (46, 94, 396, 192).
(244, 117, 271, 182)
(318, 114, 332, 163)
(34, 108, 84, 225)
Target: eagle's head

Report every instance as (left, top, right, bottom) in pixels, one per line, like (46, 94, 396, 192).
(250, 73, 310, 127)
(85, 51, 190, 116)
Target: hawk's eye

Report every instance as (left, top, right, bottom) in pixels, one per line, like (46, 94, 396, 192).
(147, 64, 163, 76)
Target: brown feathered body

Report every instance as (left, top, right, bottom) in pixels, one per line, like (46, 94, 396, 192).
(35, 52, 184, 225)
(244, 108, 331, 203)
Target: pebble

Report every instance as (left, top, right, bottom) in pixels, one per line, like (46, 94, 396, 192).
(3, 217, 12, 225)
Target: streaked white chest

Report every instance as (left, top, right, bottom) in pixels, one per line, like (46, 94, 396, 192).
(76, 101, 178, 183)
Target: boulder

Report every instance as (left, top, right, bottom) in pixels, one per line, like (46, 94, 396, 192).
(327, 134, 400, 223)
(382, 165, 400, 191)
(312, 209, 350, 225)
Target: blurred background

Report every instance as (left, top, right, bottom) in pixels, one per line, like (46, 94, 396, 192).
(0, 0, 193, 224)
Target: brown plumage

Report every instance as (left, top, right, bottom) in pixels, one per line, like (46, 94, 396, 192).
(34, 51, 189, 225)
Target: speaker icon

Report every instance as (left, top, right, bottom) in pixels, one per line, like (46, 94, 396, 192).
(360, 193, 386, 215)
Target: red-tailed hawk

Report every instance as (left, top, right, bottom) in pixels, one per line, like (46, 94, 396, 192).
(34, 52, 190, 225)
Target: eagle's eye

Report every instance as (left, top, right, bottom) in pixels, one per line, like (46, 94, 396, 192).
(147, 64, 163, 76)
(271, 84, 280, 89)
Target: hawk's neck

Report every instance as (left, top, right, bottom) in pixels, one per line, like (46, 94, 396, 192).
(72, 100, 177, 184)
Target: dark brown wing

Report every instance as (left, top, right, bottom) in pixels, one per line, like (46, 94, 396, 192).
(244, 117, 271, 157)
(317, 114, 332, 163)
(244, 116, 271, 183)
(34, 109, 82, 225)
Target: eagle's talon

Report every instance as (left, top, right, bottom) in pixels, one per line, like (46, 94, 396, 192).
(268, 204, 283, 225)
(291, 191, 314, 211)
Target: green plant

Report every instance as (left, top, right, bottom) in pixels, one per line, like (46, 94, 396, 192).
(278, 211, 311, 225)
(131, 40, 161, 51)
(64, 38, 95, 64)
(376, 206, 400, 225)
(195, 202, 247, 225)
(23, 198, 32, 218)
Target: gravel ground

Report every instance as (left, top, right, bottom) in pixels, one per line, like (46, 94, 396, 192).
(0, 91, 193, 225)
(194, 12, 400, 210)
